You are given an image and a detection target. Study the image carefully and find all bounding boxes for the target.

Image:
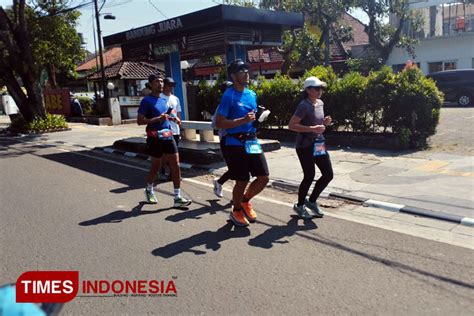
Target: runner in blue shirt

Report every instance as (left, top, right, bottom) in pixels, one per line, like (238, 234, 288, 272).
(137, 74, 191, 208)
(215, 59, 269, 227)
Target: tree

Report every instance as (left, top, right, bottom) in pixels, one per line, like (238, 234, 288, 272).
(0, 0, 46, 122)
(224, 0, 257, 7)
(260, 0, 355, 73)
(0, 0, 83, 123)
(29, 1, 84, 88)
(354, 0, 422, 64)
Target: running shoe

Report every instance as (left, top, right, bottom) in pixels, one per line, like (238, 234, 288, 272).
(145, 189, 158, 204)
(293, 203, 312, 219)
(213, 179, 223, 198)
(174, 196, 192, 208)
(229, 208, 250, 226)
(241, 201, 257, 222)
(304, 198, 324, 218)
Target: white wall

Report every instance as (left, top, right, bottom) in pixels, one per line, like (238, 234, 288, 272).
(387, 33, 474, 73)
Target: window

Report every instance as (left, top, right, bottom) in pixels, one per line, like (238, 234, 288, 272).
(429, 62, 443, 73)
(444, 61, 457, 70)
(428, 61, 457, 73)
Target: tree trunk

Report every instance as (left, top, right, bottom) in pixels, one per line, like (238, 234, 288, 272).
(22, 73, 46, 120)
(0, 1, 47, 123)
(48, 64, 58, 89)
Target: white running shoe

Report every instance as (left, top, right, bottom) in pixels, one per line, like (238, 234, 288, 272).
(213, 179, 223, 198)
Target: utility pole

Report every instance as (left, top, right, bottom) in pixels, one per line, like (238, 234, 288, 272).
(94, 0, 109, 107)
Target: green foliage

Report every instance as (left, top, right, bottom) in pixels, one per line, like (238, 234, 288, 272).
(28, 4, 85, 85)
(10, 113, 68, 133)
(196, 66, 443, 148)
(346, 55, 384, 75)
(77, 96, 96, 115)
(289, 24, 323, 70)
(354, 0, 422, 62)
(387, 67, 443, 147)
(197, 80, 225, 117)
(331, 72, 368, 131)
(224, 0, 258, 7)
(254, 73, 300, 128)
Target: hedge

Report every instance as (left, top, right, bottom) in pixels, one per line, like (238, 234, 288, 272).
(10, 113, 68, 133)
(196, 66, 443, 149)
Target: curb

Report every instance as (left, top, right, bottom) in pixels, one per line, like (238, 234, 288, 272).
(330, 193, 474, 227)
(95, 146, 474, 228)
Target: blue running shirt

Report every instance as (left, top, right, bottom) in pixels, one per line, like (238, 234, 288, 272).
(138, 95, 171, 132)
(216, 87, 257, 146)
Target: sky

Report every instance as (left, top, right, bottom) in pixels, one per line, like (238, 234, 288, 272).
(0, 0, 369, 53)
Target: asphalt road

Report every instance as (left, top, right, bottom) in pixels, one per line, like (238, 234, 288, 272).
(0, 138, 473, 315)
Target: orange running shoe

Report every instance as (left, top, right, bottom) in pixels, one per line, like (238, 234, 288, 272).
(241, 201, 257, 222)
(229, 208, 250, 226)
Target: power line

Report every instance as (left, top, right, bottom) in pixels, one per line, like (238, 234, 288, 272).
(148, 0, 168, 19)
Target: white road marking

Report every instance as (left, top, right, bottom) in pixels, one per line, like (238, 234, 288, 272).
(23, 145, 473, 249)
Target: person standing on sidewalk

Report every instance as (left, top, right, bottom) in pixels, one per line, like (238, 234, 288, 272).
(137, 74, 192, 208)
(215, 60, 269, 226)
(212, 81, 233, 198)
(159, 77, 182, 179)
(288, 76, 333, 219)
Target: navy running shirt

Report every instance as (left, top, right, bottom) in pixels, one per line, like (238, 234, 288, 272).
(217, 87, 257, 146)
(138, 95, 171, 132)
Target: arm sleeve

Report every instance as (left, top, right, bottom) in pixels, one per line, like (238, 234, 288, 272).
(138, 98, 148, 117)
(216, 94, 231, 118)
(175, 97, 181, 113)
(293, 102, 307, 119)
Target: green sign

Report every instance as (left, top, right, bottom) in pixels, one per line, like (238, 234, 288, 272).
(153, 43, 179, 56)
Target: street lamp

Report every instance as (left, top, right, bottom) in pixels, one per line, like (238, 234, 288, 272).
(93, 1, 116, 112)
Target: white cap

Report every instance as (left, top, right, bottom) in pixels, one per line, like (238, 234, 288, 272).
(303, 76, 327, 89)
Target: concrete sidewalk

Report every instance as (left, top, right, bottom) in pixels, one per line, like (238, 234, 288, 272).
(1, 115, 473, 222)
(215, 144, 474, 219)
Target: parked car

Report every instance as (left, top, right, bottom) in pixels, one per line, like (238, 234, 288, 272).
(426, 69, 474, 106)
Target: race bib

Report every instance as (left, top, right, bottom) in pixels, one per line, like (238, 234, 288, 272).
(158, 129, 174, 140)
(245, 139, 262, 154)
(313, 140, 327, 156)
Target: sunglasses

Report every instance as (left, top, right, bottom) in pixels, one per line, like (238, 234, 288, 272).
(307, 86, 323, 90)
(235, 69, 249, 74)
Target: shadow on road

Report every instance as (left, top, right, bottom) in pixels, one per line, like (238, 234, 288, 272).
(165, 199, 232, 223)
(78, 202, 173, 226)
(267, 220, 474, 291)
(249, 216, 318, 249)
(151, 221, 250, 258)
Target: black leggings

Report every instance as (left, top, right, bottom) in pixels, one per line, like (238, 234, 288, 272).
(296, 146, 334, 206)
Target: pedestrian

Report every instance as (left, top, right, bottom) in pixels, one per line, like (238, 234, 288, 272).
(70, 92, 83, 116)
(288, 76, 333, 219)
(141, 82, 152, 96)
(159, 77, 182, 179)
(137, 74, 192, 208)
(215, 59, 269, 226)
(212, 81, 233, 198)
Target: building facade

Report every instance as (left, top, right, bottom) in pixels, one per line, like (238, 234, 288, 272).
(387, 0, 474, 74)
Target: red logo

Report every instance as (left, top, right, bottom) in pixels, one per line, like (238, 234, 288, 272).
(16, 271, 79, 303)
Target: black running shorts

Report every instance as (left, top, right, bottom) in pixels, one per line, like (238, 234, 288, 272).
(223, 145, 269, 181)
(146, 137, 178, 158)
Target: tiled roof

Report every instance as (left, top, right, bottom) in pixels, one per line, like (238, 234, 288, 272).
(87, 61, 164, 80)
(247, 48, 283, 63)
(330, 13, 369, 61)
(77, 47, 123, 72)
(336, 13, 369, 49)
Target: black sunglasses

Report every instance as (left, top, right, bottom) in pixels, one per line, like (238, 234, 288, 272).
(307, 86, 323, 90)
